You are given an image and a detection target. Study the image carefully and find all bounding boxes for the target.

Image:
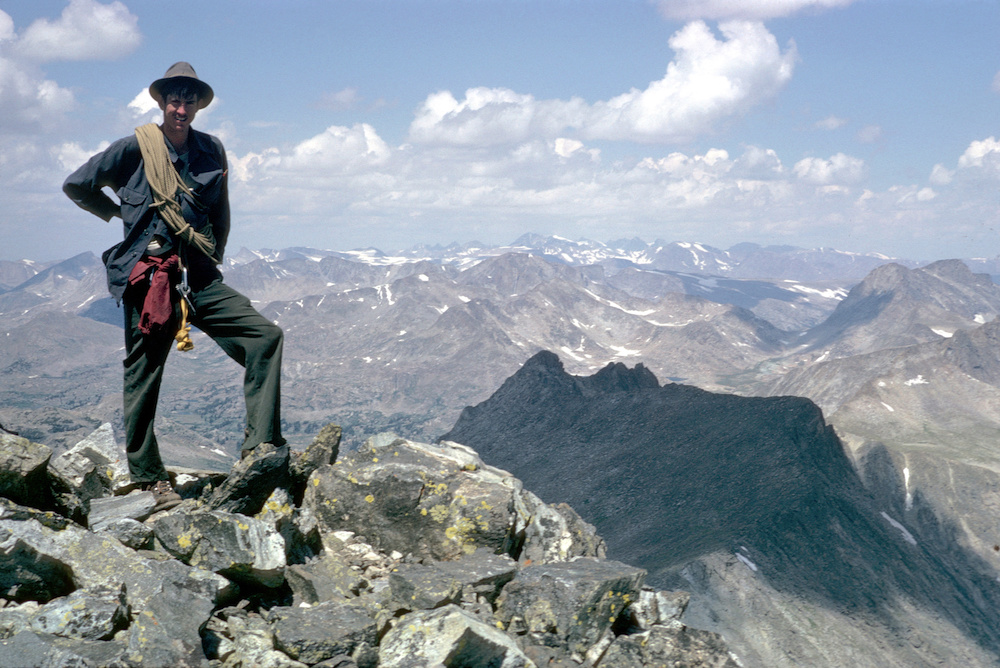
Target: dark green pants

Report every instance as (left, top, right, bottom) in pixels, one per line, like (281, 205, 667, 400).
(123, 279, 285, 483)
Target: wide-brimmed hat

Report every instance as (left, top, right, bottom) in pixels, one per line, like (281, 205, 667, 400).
(149, 61, 214, 109)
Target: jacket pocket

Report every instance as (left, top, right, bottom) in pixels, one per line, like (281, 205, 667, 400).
(118, 186, 149, 224)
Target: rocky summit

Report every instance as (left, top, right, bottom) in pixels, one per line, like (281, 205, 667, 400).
(0, 424, 739, 668)
(441, 350, 1000, 668)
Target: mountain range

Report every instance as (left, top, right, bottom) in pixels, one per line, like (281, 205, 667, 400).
(4, 233, 1000, 664)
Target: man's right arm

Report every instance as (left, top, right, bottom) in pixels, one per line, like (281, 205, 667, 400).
(63, 137, 139, 222)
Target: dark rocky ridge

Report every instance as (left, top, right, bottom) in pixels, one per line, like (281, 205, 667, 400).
(441, 351, 1000, 667)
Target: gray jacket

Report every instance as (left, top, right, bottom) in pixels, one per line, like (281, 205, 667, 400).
(63, 128, 230, 301)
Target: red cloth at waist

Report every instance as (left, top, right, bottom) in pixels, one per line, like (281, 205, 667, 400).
(128, 254, 180, 336)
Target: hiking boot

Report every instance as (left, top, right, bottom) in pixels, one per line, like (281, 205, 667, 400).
(142, 479, 182, 512)
(240, 442, 278, 460)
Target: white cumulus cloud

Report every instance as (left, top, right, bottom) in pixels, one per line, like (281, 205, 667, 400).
(0, 56, 75, 132)
(409, 21, 796, 145)
(957, 136, 1000, 170)
(657, 0, 858, 21)
(793, 153, 866, 184)
(0, 1, 140, 134)
(12, 0, 140, 62)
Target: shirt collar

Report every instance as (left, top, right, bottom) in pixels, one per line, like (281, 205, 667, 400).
(164, 128, 209, 162)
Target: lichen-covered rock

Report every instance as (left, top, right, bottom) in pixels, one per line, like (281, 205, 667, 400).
(67, 423, 130, 494)
(151, 509, 287, 588)
(496, 557, 645, 657)
(124, 565, 229, 667)
(28, 584, 129, 641)
(290, 423, 341, 492)
(0, 434, 52, 509)
(0, 630, 130, 668)
(285, 552, 367, 605)
(388, 561, 464, 612)
(0, 523, 75, 603)
(47, 424, 132, 524)
(390, 550, 517, 613)
(514, 490, 607, 565)
(47, 450, 106, 523)
(215, 610, 309, 668)
(0, 427, 740, 668)
(92, 516, 154, 550)
(597, 621, 741, 668)
(0, 498, 72, 531)
(207, 442, 291, 516)
(0, 517, 231, 608)
(379, 604, 536, 668)
(627, 588, 690, 630)
(257, 487, 321, 564)
(269, 600, 378, 665)
(304, 437, 524, 562)
(0, 601, 39, 639)
(0, 516, 233, 665)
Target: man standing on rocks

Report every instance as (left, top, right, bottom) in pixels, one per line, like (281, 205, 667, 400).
(63, 62, 286, 511)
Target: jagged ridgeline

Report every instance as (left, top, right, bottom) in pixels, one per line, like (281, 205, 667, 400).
(0, 424, 740, 667)
(441, 351, 1000, 668)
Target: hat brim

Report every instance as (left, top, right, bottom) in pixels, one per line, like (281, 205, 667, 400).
(149, 76, 214, 110)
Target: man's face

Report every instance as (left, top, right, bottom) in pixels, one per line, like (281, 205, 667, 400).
(162, 94, 198, 135)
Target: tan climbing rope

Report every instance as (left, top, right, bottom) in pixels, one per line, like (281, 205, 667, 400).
(134, 123, 219, 263)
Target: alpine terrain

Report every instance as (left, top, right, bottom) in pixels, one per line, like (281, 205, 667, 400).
(3, 234, 1000, 665)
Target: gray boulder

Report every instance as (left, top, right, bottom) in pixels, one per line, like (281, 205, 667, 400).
(206, 608, 309, 668)
(598, 622, 741, 668)
(207, 441, 291, 516)
(47, 424, 131, 524)
(269, 600, 378, 666)
(303, 437, 525, 562)
(151, 509, 287, 588)
(47, 450, 105, 523)
(66, 423, 130, 494)
(290, 422, 341, 490)
(0, 517, 231, 609)
(0, 630, 129, 668)
(627, 588, 690, 630)
(0, 601, 39, 639)
(0, 434, 52, 509)
(285, 552, 367, 605)
(88, 490, 158, 533)
(28, 584, 129, 641)
(0, 498, 72, 531)
(389, 550, 517, 613)
(257, 487, 321, 564)
(0, 426, 740, 668)
(496, 557, 646, 657)
(0, 525, 76, 603)
(0, 516, 233, 665)
(379, 604, 536, 668)
(513, 489, 607, 565)
(388, 561, 463, 612)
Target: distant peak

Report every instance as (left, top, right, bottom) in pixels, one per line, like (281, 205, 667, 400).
(522, 350, 565, 372)
(587, 361, 660, 393)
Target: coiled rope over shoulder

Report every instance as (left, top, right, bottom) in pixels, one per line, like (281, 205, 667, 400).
(134, 123, 219, 263)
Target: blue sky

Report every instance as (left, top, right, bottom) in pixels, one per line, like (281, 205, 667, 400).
(2, 0, 999, 263)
